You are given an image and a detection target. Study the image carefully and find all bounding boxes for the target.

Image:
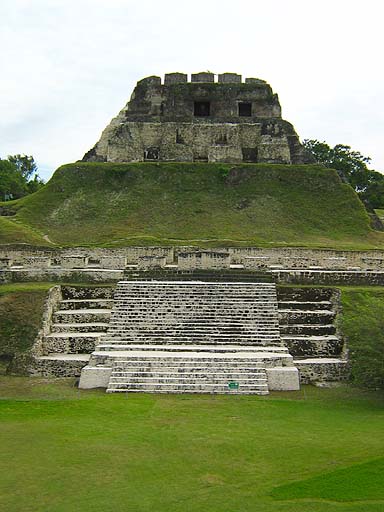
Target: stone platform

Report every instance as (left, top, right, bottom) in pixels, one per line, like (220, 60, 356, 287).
(79, 281, 300, 394)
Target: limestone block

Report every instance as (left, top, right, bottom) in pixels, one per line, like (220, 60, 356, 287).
(79, 366, 112, 389)
(164, 72, 187, 85)
(218, 73, 242, 83)
(61, 256, 87, 269)
(245, 78, 267, 84)
(0, 258, 12, 269)
(266, 367, 300, 391)
(295, 358, 349, 383)
(22, 256, 52, 269)
(137, 256, 167, 269)
(191, 72, 215, 83)
(99, 256, 127, 269)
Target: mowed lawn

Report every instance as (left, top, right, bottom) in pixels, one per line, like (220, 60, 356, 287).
(1, 378, 383, 512)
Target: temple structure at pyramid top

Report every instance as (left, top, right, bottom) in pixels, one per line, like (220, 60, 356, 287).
(83, 72, 311, 165)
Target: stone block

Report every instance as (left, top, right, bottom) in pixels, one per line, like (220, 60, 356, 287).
(78, 366, 112, 389)
(164, 72, 187, 85)
(99, 256, 127, 269)
(137, 256, 167, 269)
(191, 72, 215, 83)
(22, 256, 52, 268)
(137, 75, 161, 87)
(0, 258, 12, 269)
(61, 256, 88, 269)
(266, 367, 300, 390)
(218, 73, 242, 83)
(245, 77, 266, 84)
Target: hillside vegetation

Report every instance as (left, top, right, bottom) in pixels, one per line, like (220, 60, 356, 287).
(1, 162, 383, 248)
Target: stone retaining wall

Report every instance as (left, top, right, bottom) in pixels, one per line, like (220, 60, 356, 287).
(2, 246, 384, 270)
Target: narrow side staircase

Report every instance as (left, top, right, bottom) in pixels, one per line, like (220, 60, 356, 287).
(35, 288, 113, 377)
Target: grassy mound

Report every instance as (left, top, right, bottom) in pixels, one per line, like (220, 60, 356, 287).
(341, 288, 384, 389)
(1, 162, 383, 248)
(0, 283, 52, 373)
(0, 216, 48, 245)
(1, 380, 384, 512)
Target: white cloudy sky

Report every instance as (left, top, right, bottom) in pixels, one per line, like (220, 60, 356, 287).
(1, 0, 383, 181)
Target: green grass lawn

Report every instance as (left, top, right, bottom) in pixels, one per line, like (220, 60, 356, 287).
(0, 378, 383, 512)
(2, 162, 383, 249)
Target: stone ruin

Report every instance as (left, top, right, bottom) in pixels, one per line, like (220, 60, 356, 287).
(83, 72, 311, 165)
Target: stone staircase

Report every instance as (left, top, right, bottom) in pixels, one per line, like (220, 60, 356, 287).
(277, 287, 342, 357)
(277, 287, 348, 383)
(80, 281, 299, 394)
(35, 287, 114, 377)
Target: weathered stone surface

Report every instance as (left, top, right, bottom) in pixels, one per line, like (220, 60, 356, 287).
(83, 73, 311, 165)
(266, 367, 300, 390)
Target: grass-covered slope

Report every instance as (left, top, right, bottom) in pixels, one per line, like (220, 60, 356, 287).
(0, 283, 52, 374)
(342, 287, 384, 389)
(1, 162, 383, 248)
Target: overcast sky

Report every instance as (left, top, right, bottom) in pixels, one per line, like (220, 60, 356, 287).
(1, 0, 383, 181)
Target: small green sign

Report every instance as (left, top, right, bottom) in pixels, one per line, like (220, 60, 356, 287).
(228, 381, 239, 390)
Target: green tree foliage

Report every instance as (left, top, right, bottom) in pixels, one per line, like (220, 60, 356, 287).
(303, 140, 384, 209)
(0, 154, 44, 200)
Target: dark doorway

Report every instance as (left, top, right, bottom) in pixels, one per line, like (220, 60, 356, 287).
(238, 102, 252, 117)
(144, 147, 160, 160)
(194, 101, 210, 117)
(242, 147, 258, 163)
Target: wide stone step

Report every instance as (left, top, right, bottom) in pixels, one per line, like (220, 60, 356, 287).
(109, 375, 268, 384)
(278, 301, 332, 311)
(44, 333, 101, 354)
(94, 352, 293, 367)
(107, 383, 269, 394)
(98, 343, 286, 352)
(279, 324, 336, 335)
(278, 310, 335, 325)
(111, 370, 267, 377)
(60, 299, 114, 310)
(62, 286, 115, 300)
(101, 339, 281, 347)
(105, 330, 280, 337)
(34, 354, 90, 377)
(54, 309, 112, 323)
(113, 306, 278, 312)
(281, 335, 343, 357)
(101, 340, 281, 349)
(277, 289, 333, 301)
(116, 281, 276, 287)
(51, 322, 110, 333)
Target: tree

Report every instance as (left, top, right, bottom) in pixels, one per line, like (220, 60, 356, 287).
(0, 154, 44, 200)
(7, 154, 38, 181)
(302, 140, 384, 210)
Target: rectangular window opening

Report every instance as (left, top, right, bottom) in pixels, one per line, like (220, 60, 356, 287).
(194, 101, 210, 117)
(239, 102, 252, 117)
